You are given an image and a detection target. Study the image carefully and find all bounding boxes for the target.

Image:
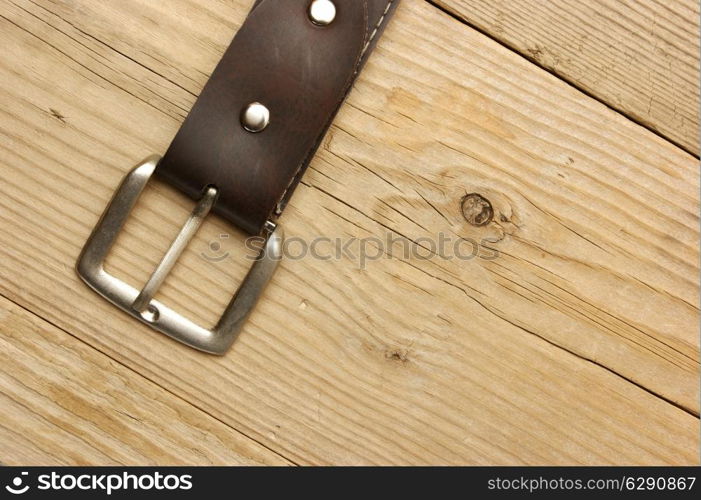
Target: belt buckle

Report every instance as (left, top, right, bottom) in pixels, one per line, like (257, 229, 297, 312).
(76, 156, 283, 354)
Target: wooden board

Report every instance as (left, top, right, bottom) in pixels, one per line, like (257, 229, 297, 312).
(0, 296, 289, 465)
(434, 0, 700, 155)
(0, 0, 698, 464)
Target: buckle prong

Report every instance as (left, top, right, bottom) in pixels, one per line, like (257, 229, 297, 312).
(132, 185, 217, 314)
(76, 156, 283, 354)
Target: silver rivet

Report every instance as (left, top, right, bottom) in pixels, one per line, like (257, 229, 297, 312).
(241, 102, 270, 133)
(309, 0, 336, 26)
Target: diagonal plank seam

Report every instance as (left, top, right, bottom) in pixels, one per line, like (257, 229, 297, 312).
(0, 12, 183, 123)
(424, 0, 699, 159)
(0, 292, 300, 466)
(304, 180, 699, 417)
(21, 0, 198, 101)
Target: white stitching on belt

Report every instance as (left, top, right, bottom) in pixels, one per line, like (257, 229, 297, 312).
(274, 0, 396, 218)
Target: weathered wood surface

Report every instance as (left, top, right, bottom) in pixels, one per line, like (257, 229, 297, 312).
(435, 0, 701, 155)
(0, 297, 289, 465)
(0, 0, 698, 464)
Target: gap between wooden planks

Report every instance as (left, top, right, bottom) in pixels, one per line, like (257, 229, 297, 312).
(0, 0, 698, 464)
(433, 0, 700, 156)
(0, 296, 290, 465)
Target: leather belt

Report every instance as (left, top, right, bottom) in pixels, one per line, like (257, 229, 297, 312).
(76, 0, 399, 354)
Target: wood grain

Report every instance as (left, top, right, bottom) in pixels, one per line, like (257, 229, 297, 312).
(0, 297, 289, 465)
(0, 0, 698, 464)
(434, 0, 700, 155)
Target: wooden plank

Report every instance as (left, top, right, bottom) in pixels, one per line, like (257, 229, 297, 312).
(433, 0, 700, 155)
(0, 0, 698, 464)
(0, 297, 290, 465)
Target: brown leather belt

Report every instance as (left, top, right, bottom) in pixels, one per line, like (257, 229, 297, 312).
(76, 0, 399, 354)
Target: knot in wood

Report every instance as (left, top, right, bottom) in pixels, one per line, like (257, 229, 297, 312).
(461, 193, 493, 226)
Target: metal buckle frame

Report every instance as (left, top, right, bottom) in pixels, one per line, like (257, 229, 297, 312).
(76, 155, 283, 354)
